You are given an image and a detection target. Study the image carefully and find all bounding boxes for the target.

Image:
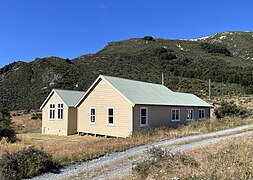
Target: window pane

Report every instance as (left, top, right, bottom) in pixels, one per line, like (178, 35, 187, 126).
(91, 116, 95, 122)
(187, 110, 193, 119)
(141, 109, 146, 116)
(141, 117, 146, 125)
(108, 117, 114, 124)
(108, 108, 113, 116)
(176, 111, 179, 119)
(91, 109, 95, 115)
(58, 109, 60, 119)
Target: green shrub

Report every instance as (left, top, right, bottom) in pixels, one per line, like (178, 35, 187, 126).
(160, 52, 177, 60)
(200, 42, 231, 56)
(143, 36, 155, 41)
(0, 109, 16, 143)
(0, 147, 59, 180)
(214, 101, 251, 119)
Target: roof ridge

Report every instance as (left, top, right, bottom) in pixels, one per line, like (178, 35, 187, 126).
(54, 89, 85, 93)
(100, 75, 166, 87)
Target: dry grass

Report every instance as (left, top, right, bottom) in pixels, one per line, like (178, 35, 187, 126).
(130, 133, 253, 180)
(1, 116, 253, 166)
(11, 114, 41, 133)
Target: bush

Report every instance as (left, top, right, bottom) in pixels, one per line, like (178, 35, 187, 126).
(0, 109, 16, 143)
(160, 52, 177, 60)
(132, 147, 198, 178)
(200, 42, 231, 56)
(214, 101, 250, 119)
(143, 36, 155, 41)
(31, 113, 42, 120)
(0, 147, 59, 180)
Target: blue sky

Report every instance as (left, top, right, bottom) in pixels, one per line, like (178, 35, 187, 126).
(0, 0, 252, 68)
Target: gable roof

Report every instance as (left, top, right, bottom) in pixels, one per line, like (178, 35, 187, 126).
(40, 89, 85, 109)
(76, 75, 212, 108)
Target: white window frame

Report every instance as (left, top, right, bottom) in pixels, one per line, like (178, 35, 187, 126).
(89, 107, 96, 125)
(198, 109, 205, 120)
(57, 103, 64, 120)
(49, 104, 55, 120)
(171, 109, 180, 122)
(186, 109, 194, 121)
(140, 107, 148, 127)
(107, 107, 114, 126)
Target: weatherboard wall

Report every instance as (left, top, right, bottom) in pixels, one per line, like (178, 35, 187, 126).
(77, 79, 133, 138)
(133, 105, 210, 132)
(42, 92, 68, 136)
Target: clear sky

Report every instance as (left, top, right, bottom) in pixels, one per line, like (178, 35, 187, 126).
(0, 0, 252, 68)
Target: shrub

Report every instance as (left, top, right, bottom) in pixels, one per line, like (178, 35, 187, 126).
(200, 42, 231, 56)
(0, 109, 16, 143)
(0, 147, 59, 180)
(143, 36, 155, 41)
(160, 52, 177, 60)
(132, 147, 198, 178)
(31, 113, 42, 120)
(214, 101, 250, 119)
(65, 58, 74, 64)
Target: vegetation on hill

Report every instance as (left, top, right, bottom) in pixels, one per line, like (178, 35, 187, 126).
(0, 31, 253, 110)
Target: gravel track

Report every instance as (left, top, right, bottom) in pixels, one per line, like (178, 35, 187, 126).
(30, 124, 253, 180)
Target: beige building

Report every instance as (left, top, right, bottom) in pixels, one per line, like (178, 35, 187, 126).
(40, 89, 85, 136)
(75, 75, 212, 138)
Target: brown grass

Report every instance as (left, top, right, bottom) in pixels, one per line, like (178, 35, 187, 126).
(130, 133, 253, 180)
(12, 114, 41, 133)
(1, 116, 253, 166)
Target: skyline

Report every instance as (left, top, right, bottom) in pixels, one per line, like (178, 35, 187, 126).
(0, 0, 253, 68)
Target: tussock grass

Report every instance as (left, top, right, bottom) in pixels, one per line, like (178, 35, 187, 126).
(130, 134, 253, 180)
(0, 117, 253, 166)
(12, 114, 41, 133)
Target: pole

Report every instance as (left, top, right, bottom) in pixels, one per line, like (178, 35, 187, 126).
(209, 79, 211, 101)
(162, 72, 164, 85)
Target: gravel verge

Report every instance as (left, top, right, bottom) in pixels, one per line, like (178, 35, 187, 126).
(29, 124, 253, 180)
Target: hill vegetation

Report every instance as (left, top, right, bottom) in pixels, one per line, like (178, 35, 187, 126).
(0, 31, 253, 110)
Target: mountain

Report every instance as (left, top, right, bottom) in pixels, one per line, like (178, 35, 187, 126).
(0, 31, 253, 110)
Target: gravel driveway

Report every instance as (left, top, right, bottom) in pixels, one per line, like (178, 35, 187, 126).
(30, 124, 253, 180)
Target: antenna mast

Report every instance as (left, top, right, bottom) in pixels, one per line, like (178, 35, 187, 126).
(162, 72, 164, 85)
(209, 79, 211, 101)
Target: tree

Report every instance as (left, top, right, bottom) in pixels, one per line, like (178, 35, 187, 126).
(0, 109, 16, 143)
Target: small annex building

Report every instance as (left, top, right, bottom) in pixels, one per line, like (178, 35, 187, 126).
(75, 75, 213, 138)
(40, 89, 85, 136)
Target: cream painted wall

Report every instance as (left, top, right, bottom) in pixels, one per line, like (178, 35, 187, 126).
(42, 93, 68, 136)
(77, 79, 133, 137)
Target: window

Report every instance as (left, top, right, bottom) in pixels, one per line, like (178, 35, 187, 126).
(49, 104, 55, 120)
(57, 103, 64, 120)
(107, 107, 114, 125)
(140, 107, 148, 126)
(199, 109, 205, 120)
(186, 109, 194, 120)
(89, 107, 96, 124)
(171, 109, 180, 121)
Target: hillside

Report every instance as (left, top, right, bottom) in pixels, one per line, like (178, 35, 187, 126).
(0, 31, 253, 110)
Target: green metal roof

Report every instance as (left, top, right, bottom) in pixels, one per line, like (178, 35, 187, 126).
(54, 89, 85, 107)
(102, 75, 212, 107)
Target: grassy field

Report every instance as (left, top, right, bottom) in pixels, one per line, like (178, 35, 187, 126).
(1, 116, 253, 166)
(11, 113, 41, 133)
(130, 132, 253, 179)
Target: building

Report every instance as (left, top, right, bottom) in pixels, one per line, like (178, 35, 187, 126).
(40, 89, 85, 136)
(75, 75, 212, 138)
